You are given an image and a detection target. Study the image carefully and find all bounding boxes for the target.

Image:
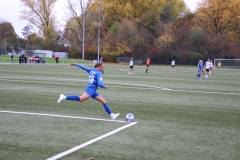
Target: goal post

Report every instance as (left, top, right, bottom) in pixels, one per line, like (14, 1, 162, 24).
(214, 59, 240, 69)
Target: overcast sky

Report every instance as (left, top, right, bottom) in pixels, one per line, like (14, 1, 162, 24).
(0, 0, 199, 38)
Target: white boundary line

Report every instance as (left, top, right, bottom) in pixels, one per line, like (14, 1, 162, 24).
(46, 122, 137, 160)
(0, 110, 126, 123)
(0, 78, 239, 96)
(0, 110, 138, 160)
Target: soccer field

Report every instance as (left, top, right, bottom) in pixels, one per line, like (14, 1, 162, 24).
(0, 63, 239, 160)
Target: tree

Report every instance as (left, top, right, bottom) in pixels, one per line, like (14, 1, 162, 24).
(157, 30, 174, 65)
(27, 33, 43, 50)
(64, 0, 100, 58)
(138, 10, 159, 33)
(102, 0, 186, 28)
(194, 0, 240, 37)
(205, 34, 233, 59)
(21, 25, 34, 40)
(0, 21, 17, 54)
(116, 18, 137, 44)
(160, 0, 186, 22)
(189, 29, 207, 53)
(131, 28, 154, 59)
(0, 21, 17, 43)
(172, 20, 192, 48)
(20, 0, 58, 48)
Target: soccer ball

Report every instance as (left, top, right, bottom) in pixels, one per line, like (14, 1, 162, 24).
(125, 113, 134, 122)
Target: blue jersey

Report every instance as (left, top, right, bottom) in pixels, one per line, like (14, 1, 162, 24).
(198, 62, 203, 71)
(75, 64, 106, 90)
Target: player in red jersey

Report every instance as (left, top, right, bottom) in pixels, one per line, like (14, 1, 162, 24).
(146, 58, 150, 73)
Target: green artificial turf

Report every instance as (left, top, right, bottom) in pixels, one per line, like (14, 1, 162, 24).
(0, 63, 239, 160)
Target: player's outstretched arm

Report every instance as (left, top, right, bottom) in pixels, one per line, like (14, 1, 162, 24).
(71, 62, 90, 72)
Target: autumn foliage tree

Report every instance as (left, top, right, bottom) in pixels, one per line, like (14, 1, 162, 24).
(20, 0, 59, 49)
(0, 21, 17, 44)
(101, 0, 186, 28)
(194, 0, 240, 38)
(0, 21, 17, 54)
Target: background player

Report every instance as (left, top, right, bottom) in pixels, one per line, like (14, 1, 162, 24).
(146, 58, 150, 73)
(129, 57, 134, 74)
(218, 61, 221, 69)
(195, 60, 203, 79)
(171, 59, 175, 71)
(99, 57, 104, 74)
(205, 59, 211, 79)
(209, 60, 213, 74)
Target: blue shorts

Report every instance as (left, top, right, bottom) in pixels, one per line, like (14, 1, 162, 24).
(86, 87, 100, 99)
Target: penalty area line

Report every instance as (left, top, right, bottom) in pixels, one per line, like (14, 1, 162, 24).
(0, 110, 138, 159)
(46, 122, 138, 160)
(0, 110, 126, 123)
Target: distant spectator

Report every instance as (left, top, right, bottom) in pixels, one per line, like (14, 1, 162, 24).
(55, 56, 59, 63)
(39, 58, 45, 63)
(0, 48, 2, 56)
(19, 54, 25, 64)
(29, 56, 35, 63)
(35, 56, 40, 63)
(11, 54, 14, 63)
(24, 56, 27, 64)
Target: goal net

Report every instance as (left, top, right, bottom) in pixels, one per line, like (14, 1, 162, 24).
(117, 57, 143, 65)
(117, 57, 131, 65)
(214, 59, 240, 69)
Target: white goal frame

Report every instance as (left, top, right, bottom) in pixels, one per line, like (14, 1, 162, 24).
(214, 59, 240, 69)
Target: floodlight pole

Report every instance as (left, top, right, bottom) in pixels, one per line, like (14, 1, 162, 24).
(82, 0, 86, 60)
(4, 31, 7, 55)
(4, 38, 6, 55)
(97, 2, 102, 62)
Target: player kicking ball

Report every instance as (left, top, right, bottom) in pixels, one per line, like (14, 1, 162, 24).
(57, 62, 119, 120)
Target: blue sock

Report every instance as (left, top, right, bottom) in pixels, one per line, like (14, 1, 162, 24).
(66, 95, 80, 101)
(199, 74, 201, 78)
(103, 103, 112, 115)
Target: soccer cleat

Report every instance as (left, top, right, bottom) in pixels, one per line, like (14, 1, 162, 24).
(110, 113, 120, 120)
(57, 94, 66, 103)
(199, 78, 201, 79)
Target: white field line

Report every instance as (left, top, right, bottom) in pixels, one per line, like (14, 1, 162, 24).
(169, 89, 240, 95)
(0, 78, 239, 96)
(0, 110, 137, 160)
(46, 122, 138, 160)
(0, 78, 171, 90)
(0, 78, 86, 86)
(0, 110, 126, 123)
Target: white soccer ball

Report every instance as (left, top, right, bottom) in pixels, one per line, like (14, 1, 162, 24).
(125, 113, 134, 122)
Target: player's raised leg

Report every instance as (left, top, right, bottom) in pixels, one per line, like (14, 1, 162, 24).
(95, 95, 120, 120)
